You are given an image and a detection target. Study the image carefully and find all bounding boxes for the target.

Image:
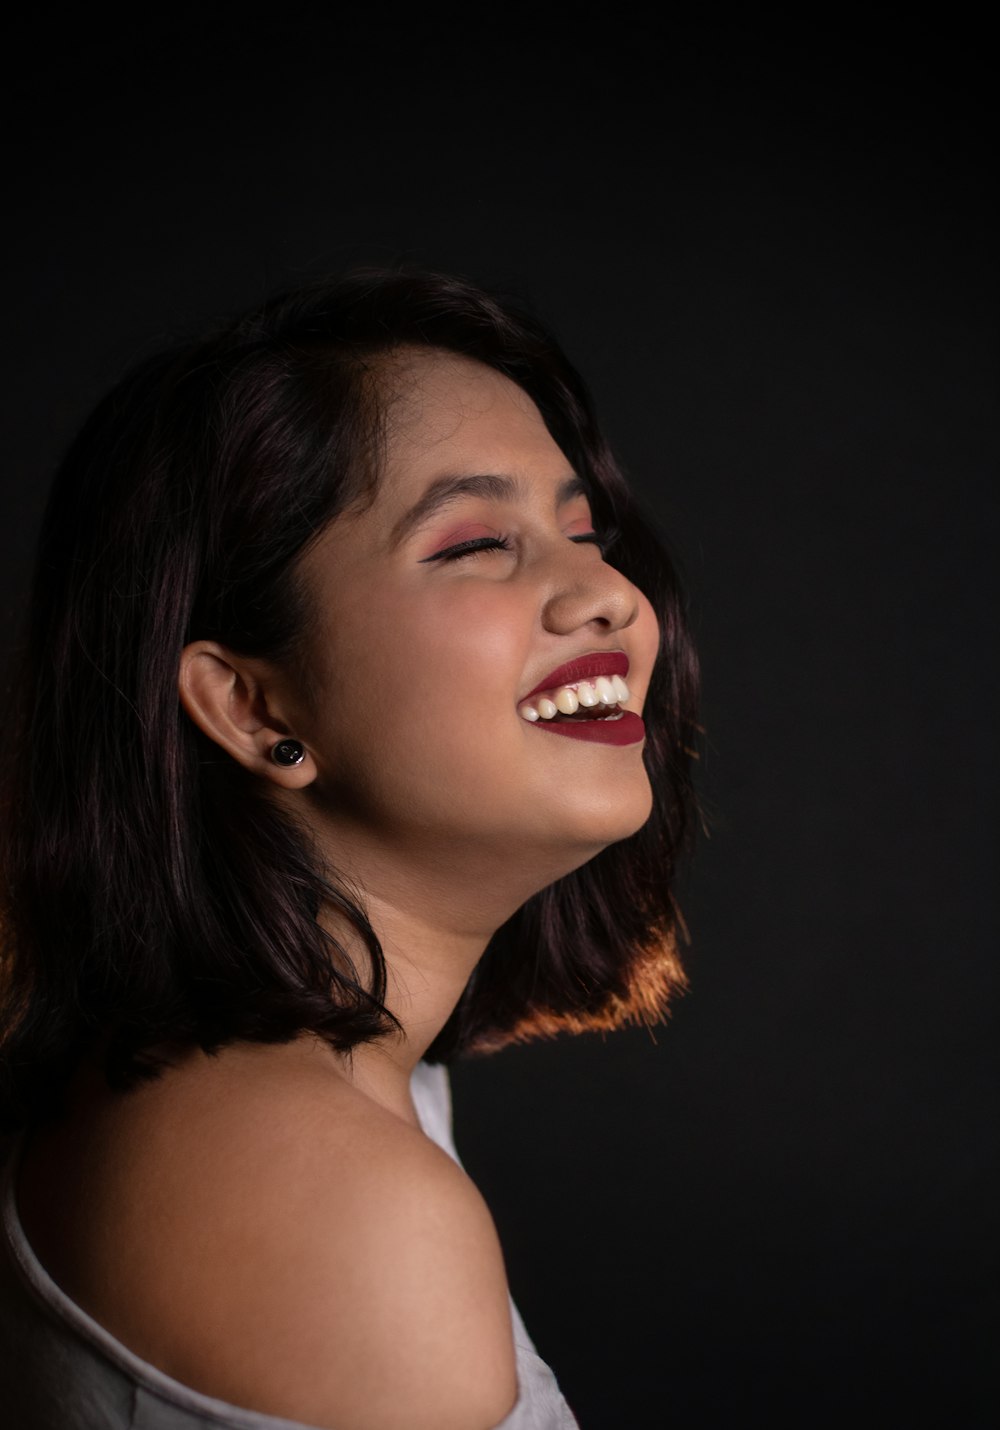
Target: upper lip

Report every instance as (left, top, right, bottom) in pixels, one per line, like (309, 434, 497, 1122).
(520, 650, 629, 702)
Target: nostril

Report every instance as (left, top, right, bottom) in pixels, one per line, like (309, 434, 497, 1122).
(541, 573, 640, 637)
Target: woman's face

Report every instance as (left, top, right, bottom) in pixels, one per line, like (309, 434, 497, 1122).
(285, 349, 661, 905)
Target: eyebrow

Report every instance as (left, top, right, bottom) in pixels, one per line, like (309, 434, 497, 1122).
(388, 471, 589, 549)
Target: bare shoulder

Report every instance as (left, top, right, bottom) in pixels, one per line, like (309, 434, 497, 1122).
(18, 1044, 519, 1430)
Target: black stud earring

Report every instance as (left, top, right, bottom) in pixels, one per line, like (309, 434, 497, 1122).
(271, 738, 306, 767)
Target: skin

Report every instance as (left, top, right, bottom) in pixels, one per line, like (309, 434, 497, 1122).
(17, 350, 660, 1430)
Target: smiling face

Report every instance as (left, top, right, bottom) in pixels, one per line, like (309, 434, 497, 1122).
(284, 348, 660, 914)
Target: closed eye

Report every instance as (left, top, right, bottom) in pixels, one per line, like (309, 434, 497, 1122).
(572, 524, 621, 555)
(421, 526, 620, 564)
(420, 535, 515, 563)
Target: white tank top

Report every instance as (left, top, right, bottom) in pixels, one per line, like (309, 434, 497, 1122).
(0, 1060, 580, 1428)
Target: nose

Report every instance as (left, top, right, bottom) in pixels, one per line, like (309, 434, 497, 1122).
(539, 544, 641, 637)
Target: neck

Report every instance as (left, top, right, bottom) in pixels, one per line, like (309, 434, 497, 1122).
(304, 814, 604, 1126)
(318, 877, 507, 1127)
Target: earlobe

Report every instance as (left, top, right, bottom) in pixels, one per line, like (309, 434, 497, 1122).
(178, 640, 315, 787)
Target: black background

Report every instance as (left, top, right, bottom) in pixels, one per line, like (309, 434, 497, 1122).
(3, 11, 996, 1427)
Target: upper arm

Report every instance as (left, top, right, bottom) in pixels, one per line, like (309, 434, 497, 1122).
(149, 1127, 520, 1430)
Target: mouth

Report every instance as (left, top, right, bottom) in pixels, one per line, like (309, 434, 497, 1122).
(517, 653, 644, 745)
(517, 674, 629, 724)
(520, 651, 629, 704)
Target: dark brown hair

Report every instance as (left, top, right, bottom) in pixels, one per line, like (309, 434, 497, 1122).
(0, 268, 700, 1129)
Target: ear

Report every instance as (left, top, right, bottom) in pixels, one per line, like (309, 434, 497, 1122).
(178, 640, 316, 788)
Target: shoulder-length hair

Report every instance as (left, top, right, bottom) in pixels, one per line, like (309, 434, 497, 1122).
(0, 268, 700, 1130)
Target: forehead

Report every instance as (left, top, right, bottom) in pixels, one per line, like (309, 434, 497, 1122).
(297, 347, 589, 592)
(375, 348, 571, 503)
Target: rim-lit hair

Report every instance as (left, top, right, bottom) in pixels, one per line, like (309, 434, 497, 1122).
(0, 269, 700, 1129)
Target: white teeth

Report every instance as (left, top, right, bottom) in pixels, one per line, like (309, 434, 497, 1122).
(518, 671, 631, 724)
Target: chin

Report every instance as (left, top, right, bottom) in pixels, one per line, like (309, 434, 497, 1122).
(558, 782, 655, 857)
(601, 806, 654, 850)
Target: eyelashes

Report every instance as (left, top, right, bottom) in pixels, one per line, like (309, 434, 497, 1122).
(423, 526, 621, 564)
(579, 524, 622, 555)
(430, 535, 514, 562)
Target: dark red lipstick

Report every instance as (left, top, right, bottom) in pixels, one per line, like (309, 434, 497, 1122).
(519, 650, 644, 745)
(531, 711, 645, 745)
(521, 650, 629, 702)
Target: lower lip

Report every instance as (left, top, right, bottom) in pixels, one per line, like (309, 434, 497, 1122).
(527, 711, 646, 745)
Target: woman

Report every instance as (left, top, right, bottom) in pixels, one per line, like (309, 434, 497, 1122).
(0, 270, 699, 1429)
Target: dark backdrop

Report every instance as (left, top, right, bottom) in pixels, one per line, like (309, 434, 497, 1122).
(3, 12, 996, 1428)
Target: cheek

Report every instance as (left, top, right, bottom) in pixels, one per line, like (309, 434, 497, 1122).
(369, 584, 524, 703)
(315, 581, 528, 772)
